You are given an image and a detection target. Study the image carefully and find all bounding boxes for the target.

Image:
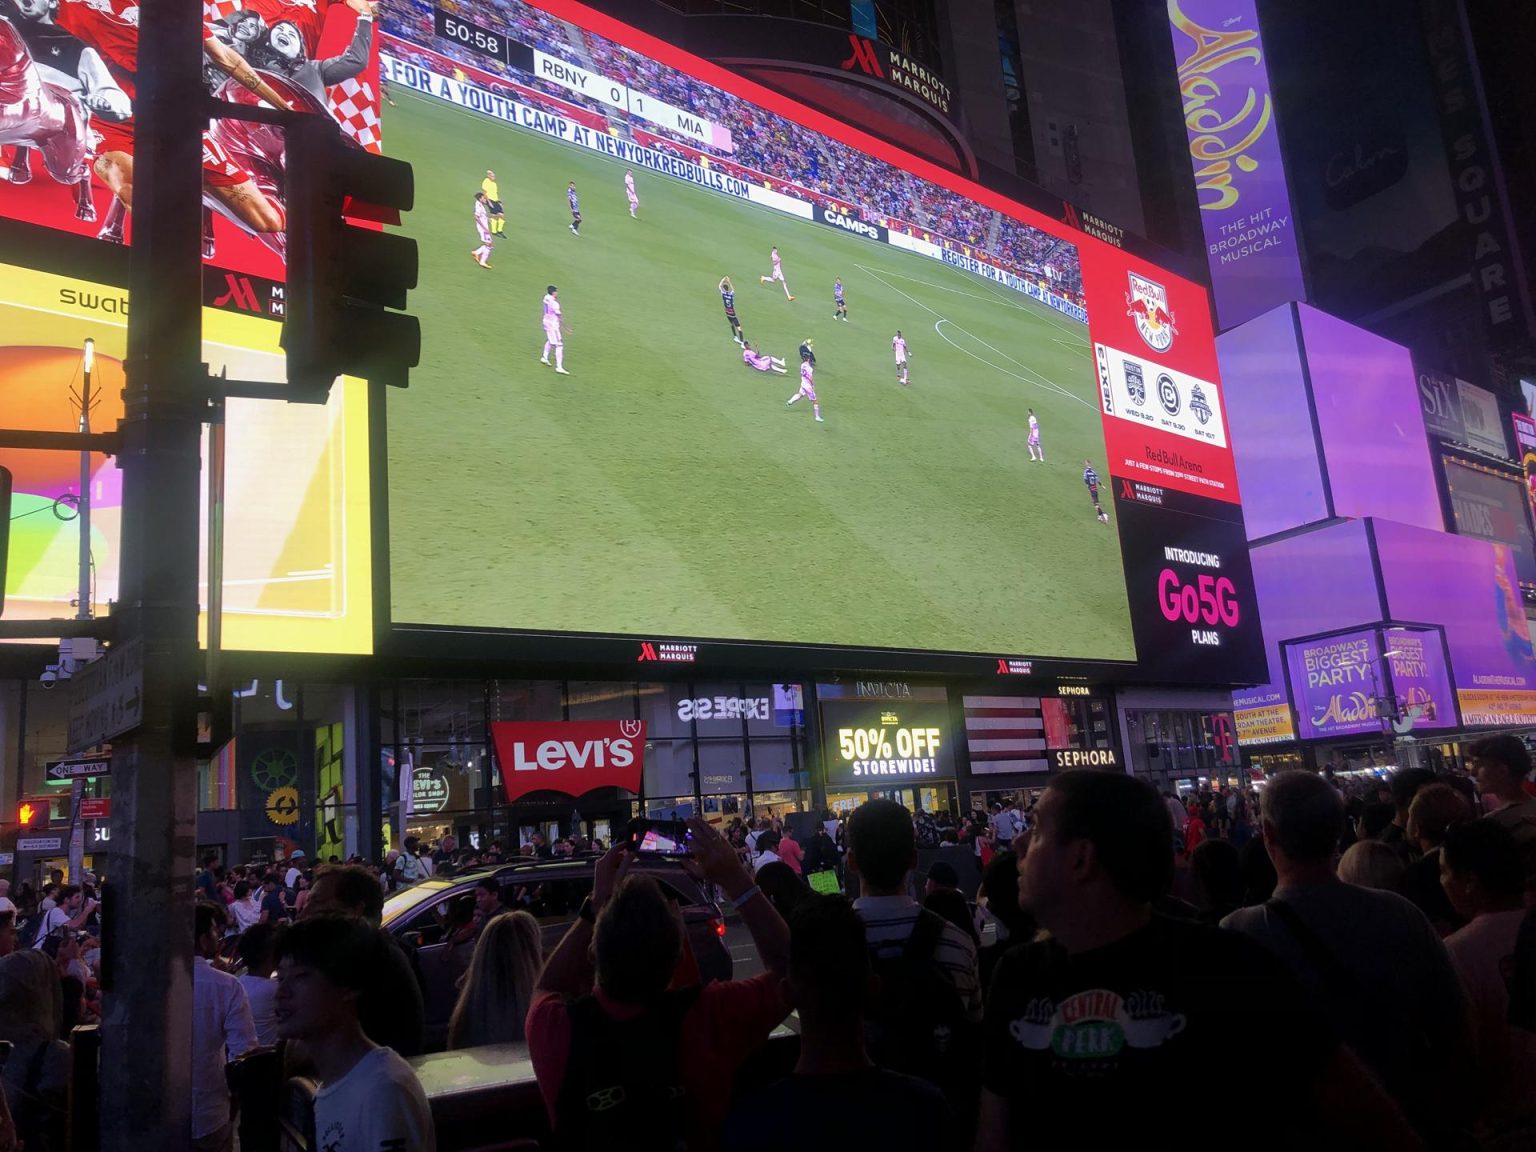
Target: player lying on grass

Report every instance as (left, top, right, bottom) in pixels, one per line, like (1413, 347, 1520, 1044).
(741, 342, 787, 373)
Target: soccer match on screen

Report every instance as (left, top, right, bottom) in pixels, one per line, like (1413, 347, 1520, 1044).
(375, 0, 1132, 658)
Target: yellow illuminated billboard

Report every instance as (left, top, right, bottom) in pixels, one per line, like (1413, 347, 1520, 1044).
(0, 262, 372, 654)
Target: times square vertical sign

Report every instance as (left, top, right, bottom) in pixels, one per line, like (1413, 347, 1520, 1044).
(1167, 0, 1306, 331)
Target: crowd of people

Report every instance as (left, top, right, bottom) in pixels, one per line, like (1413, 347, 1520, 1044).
(378, 0, 1086, 300)
(5, 732, 1536, 1148)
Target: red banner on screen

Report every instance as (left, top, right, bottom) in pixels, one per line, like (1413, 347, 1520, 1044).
(491, 720, 646, 803)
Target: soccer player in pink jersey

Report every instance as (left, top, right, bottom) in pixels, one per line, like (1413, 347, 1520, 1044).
(540, 285, 570, 374)
(786, 351, 823, 422)
(624, 168, 638, 218)
(759, 246, 793, 300)
(471, 190, 493, 268)
(742, 342, 786, 374)
(892, 329, 910, 386)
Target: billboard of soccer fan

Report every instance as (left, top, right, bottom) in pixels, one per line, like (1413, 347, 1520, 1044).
(0, 0, 381, 281)
(375, 0, 1259, 678)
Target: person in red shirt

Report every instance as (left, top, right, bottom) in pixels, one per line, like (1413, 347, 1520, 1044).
(526, 818, 790, 1151)
(777, 827, 804, 876)
(1184, 802, 1207, 856)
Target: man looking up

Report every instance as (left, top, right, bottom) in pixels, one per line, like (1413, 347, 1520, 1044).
(978, 771, 1423, 1150)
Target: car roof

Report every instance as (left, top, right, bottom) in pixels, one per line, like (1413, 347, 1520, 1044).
(381, 856, 710, 923)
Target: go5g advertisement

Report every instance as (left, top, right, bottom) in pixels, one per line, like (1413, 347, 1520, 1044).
(374, 0, 1264, 682)
(0, 262, 374, 654)
(821, 698, 954, 785)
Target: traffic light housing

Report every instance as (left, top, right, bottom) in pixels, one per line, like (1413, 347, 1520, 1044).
(17, 798, 44, 830)
(0, 465, 10, 618)
(282, 115, 420, 398)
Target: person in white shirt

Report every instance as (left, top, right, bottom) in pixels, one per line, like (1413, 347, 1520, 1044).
(284, 850, 307, 891)
(274, 916, 436, 1152)
(31, 885, 94, 949)
(236, 922, 283, 1047)
(193, 902, 257, 1151)
(753, 831, 784, 873)
(230, 880, 263, 933)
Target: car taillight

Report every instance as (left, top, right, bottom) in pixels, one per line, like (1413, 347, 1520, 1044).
(714, 918, 726, 938)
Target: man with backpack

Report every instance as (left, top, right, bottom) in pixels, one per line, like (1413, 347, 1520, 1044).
(845, 799, 981, 1117)
(527, 817, 791, 1150)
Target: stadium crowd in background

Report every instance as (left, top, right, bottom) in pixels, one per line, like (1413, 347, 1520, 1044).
(377, 0, 1085, 302)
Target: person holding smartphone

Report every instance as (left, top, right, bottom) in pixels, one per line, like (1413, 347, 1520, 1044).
(28, 886, 94, 950)
(528, 817, 791, 1151)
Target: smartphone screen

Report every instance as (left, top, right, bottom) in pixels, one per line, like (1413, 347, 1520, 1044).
(632, 819, 691, 855)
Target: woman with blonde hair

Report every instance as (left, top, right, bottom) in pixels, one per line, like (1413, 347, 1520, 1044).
(1337, 839, 1407, 894)
(447, 910, 543, 1049)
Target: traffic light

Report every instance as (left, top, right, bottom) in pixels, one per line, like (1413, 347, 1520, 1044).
(282, 115, 420, 398)
(0, 465, 10, 618)
(17, 798, 44, 830)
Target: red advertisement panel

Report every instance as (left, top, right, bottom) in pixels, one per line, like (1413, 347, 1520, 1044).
(491, 720, 646, 803)
(0, 0, 381, 281)
(1079, 242, 1240, 504)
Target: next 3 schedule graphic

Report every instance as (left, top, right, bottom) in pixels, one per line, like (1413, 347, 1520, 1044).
(372, 0, 1262, 680)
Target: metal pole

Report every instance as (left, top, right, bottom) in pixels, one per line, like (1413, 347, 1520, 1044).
(78, 338, 94, 624)
(98, 0, 206, 1145)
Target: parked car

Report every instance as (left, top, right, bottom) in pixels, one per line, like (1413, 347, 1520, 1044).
(382, 855, 731, 1050)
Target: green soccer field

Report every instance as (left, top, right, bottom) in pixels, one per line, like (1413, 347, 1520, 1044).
(384, 89, 1134, 660)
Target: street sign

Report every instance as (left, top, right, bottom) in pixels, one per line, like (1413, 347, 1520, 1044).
(67, 638, 143, 752)
(44, 752, 113, 783)
(18, 836, 64, 853)
(0, 853, 12, 866)
(80, 797, 111, 821)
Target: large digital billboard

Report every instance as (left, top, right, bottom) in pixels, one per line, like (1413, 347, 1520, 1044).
(0, 262, 373, 654)
(373, 0, 1261, 679)
(0, 0, 381, 283)
(1166, 0, 1305, 331)
(1442, 457, 1536, 587)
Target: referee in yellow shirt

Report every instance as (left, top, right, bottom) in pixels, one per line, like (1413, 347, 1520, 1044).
(481, 170, 505, 235)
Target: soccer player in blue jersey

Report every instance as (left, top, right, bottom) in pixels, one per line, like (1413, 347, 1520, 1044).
(1084, 459, 1108, 523)
(719, 276, 746, 344)
(567, 180, 582, 235)
(834, 278, 848, 321)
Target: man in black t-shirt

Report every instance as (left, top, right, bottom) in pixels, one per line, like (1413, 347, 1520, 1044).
(259, 873, 288, 925)
(976, 772, 1420, 1150)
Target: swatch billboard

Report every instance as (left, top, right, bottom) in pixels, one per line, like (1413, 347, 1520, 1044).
(1167, 0, 1305, 330)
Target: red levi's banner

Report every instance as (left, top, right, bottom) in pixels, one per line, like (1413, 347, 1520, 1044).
(491, 720, 646, 803)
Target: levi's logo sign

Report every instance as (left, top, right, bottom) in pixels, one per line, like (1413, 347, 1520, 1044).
(841, 34, 884, 78)
(491, 720, 647, 803)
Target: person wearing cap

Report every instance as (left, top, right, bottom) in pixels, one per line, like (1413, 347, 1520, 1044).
(284, 850, 307, 891)
(924, 861, 960, 897)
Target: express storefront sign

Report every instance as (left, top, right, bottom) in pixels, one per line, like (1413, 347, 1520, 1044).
(490, 720, 647, 803)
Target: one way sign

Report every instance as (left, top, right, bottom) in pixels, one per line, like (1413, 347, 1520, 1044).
(45, 753, 112, 783)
